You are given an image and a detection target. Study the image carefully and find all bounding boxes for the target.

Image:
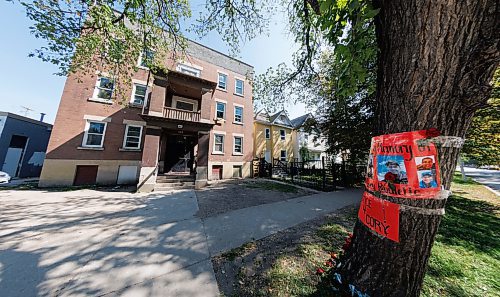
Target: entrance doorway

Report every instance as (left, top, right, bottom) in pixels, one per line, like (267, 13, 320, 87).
(164, 134, 196, 174)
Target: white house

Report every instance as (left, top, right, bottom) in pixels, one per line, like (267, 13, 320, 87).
(291, 113, 329, 161)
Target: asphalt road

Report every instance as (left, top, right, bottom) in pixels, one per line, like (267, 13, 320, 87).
(460, 167, 500, 192)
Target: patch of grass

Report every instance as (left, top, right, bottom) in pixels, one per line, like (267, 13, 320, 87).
(266, 255, 318, 296)
(452, 172, 479, 185)
(249, 211, 356, 297)
(0, 182, 39, 191)
(422, 182, 499, 297)
(221, 241, 257, 261)
(246, 181, 299, 193)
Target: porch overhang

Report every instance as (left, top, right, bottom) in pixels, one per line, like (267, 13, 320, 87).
(153, 69, 217, 90)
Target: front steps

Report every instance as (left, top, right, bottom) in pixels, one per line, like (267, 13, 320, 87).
(154, 174, 196, 191)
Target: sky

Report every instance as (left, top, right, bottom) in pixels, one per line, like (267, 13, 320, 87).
(0, 1, 306, 125)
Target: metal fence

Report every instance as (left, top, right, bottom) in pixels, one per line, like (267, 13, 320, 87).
(252, 157, 365, 191)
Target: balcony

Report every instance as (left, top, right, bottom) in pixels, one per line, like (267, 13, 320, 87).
(163, 107, 201, 122)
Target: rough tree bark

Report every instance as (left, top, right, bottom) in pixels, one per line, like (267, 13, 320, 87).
(337, 1, 499, 296)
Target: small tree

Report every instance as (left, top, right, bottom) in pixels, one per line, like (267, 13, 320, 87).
(299, 145, 311, 161)
(462, 69, 500, 167)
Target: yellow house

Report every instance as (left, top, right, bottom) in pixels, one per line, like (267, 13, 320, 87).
(253, 110, 296, 162)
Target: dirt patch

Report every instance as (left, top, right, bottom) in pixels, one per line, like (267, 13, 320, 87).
(211, 205, 358, 296)
(195, 179, 316, 219)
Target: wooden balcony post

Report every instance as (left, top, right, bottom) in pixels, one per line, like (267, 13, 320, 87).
(149, 78, 166, 117)
(200, 88, 213, 123)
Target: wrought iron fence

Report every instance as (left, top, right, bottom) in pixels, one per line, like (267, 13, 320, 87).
(253, 157, 366, 191)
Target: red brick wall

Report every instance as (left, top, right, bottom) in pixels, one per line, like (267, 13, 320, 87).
(46, 51, 253, 164)
(46, 70, 149, 160)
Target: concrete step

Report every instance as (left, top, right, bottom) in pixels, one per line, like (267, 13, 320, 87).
(154, 184, 195, 191)
(156, 178, 196, 183)
(157, 174, 195, 179)
(155, 181, 195, 187)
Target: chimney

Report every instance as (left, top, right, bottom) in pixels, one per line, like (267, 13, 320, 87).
(39, 113, 46, 122)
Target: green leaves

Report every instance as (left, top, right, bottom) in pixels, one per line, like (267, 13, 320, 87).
(462, 69, 500, 167)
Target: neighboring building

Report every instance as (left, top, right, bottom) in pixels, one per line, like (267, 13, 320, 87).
(291, 113, 329, 161)
(0, 112, 52, 178)
(253, 110, 296, 162)
(39, 40, 254, 190)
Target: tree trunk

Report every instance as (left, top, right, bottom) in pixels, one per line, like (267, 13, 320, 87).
(337, 1, 499, 296)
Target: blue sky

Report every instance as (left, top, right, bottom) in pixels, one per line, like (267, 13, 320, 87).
(0, 1, 306, 124)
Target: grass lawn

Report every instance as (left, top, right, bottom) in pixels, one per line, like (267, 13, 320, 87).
(218, 174, 499, 296)
(422, 175, 499, 297)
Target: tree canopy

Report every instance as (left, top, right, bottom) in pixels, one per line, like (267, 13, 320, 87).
(462, 68, 500, 167)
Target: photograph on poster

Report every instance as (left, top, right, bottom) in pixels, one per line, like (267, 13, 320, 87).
(377, 155, 408, 184)
(366, 154, 374, 178)
(415, 156, 436, 170)
(418, 170, 438, 188)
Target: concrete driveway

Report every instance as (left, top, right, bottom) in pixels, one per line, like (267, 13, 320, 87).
(0, 186, 361, 296)
(0, 189, 218, 297)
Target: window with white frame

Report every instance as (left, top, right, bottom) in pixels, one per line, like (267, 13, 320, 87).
(234, 106, 243, 123)
(172, 96, 198, 112)
(131, 83, 147, 105)
(233, 136, 243, 154)
(218, 73, 227, 90)
(265, 128, 270, 139)
(216, 102, 226, 119)
(280, 129, 286, 140)
(235, 79, 244, 95)
(123, 125, 143, 149)
(139, 49, 154, 68)
(83, 121, 107, 147)
(280, 150, 287, 161)
(93, 77, 114, 101)
(213, 134, 224, 153)
(177, 63, 201, 77)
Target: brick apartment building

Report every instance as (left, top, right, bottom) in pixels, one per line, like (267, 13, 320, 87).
(39, 40, 254, 191)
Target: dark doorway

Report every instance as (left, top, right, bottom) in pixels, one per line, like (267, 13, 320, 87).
(164, 134, 196, 174)
(74, 165, 98, 185)
(2, 135, 29, 177)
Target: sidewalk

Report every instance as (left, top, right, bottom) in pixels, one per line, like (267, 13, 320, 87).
(203, 188, 363, 255)
(0, 187, 362, 297)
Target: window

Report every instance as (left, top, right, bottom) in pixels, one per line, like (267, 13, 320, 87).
(213, 134, 224, 153)
(218, 73, 227, 90)
(131, 84, 147, 105)
(93, 77, 114, 101)
(139, 49, 154, 68)
(177, 63, 201, 77)
(123, 125, 143, 149)
(83, 121, 107, 147)
(234, 106, 243, 123)
(265, 128, 270, 139)
(232, 165, 242, 178)
(280, 129, 286, 140)
(176, 100, 195, 111)
(172, 96, 198, 112)
(280, 150, 287, 161)
(234, 136, 243, 154)
(216, 102, 226, 119)
(235, 79, 244, 95)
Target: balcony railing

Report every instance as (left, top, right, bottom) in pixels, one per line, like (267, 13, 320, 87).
(163, 107, 201, 122)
